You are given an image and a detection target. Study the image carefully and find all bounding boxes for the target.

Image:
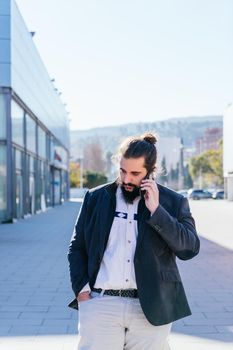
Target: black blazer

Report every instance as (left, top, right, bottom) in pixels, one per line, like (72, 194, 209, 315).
(68, 181, 200, 326)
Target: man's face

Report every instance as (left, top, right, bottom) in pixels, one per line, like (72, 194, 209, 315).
(119, 157, 147, 192)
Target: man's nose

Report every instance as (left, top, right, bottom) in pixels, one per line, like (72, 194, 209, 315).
(124, 174, 132, 184)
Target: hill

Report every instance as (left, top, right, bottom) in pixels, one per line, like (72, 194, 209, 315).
(70, 115, 222, 159)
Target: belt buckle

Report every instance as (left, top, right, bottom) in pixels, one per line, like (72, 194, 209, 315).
(119, 289, 122, 297)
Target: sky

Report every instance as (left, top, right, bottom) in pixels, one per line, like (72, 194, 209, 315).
(15, 0, 233, 130)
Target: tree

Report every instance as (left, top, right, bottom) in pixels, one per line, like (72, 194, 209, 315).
(210, 139, 223, 181)
(83, 139, 106, 173)
(158, 156, 168, 185)
(69, 162, 81, 188)
(183, 164, 193, 189)
(189, 154, 212, 178)
(168, 163, 179, 190)
(189, 139, 223, 187)
(83, 171, 108, 189)
(106, 151, 114, 181)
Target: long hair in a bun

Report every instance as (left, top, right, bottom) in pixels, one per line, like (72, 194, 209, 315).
(117, 132, 158, 174)
(142, 133, 157, 145)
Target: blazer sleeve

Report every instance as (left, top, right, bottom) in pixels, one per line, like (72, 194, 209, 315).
(147, 196, 200, 260)
(67, 191, 90, 297)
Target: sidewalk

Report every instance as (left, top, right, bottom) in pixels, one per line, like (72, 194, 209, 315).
(0, 200, 81, 350)
(0, 199, 232, 349)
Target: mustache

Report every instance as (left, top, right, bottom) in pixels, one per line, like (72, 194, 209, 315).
(122, 182, 139, 189)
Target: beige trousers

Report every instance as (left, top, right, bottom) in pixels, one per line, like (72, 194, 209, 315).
(77, 292, 172, 350)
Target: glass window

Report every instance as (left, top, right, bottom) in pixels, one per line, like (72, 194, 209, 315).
(50, 136, 54, 162)
(26, 155, 36, 215)
(46, 133, 50, 160)
(0, 145, 7, 221)
(45, 163, 51, 207)
(62, 147, 68, 169)
(0, 94, 7, 139)
(26, 114, 36, 153)
(50, 137, 68, 170)
(15, 149, 22, 170)
(38, 126, 46, 158)
(61, 169, 68, 202)
(30, 156, 35, 173)
(11, 100, 24, 147)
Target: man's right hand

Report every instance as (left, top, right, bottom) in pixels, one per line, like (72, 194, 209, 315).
(77, 291, 91, 302)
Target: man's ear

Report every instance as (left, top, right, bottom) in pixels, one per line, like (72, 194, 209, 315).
(151, 166, 157, 180)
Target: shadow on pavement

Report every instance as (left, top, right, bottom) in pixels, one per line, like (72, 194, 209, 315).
(171, 235, 233, 344)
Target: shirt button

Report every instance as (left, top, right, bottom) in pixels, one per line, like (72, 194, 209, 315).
(127, 259, 130, 262)
(129, 221, 132, 224)
(126, 279, 129, 282)
(128, 240, 131, 243)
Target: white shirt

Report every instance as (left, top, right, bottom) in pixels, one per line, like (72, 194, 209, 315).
(81, 186, 140, 293)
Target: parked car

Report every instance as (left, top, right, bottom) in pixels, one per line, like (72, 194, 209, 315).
(206, 188, 216, 196)
(212, 189, 224, 199)
(187, 189, 212, 200)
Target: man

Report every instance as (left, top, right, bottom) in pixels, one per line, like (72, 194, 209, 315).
(68, 133, 200, 350)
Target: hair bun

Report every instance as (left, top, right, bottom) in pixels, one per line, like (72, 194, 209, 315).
(142, 133, 157, 145)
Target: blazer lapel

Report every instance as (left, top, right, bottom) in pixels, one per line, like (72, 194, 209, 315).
(136, 198, 151, 249)
(98, 184, 117, 257)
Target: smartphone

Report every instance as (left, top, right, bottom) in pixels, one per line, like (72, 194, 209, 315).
(140, 173, 153, 197)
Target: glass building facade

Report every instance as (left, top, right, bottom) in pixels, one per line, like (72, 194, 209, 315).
(0, 0, 70, 223)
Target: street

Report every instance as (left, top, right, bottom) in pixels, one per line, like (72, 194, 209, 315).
(0, 199, 232, 349)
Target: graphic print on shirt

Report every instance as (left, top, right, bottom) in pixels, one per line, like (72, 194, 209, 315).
(115, 211, 128, 219)
(115, 212, 138, 221)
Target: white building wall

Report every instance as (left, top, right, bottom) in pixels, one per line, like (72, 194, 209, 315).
(226, 177, 233, 201)
(223, 104, 233, 176)
(223, 103, 233, 200)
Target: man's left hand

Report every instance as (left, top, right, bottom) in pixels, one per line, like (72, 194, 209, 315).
(140, 179, 159, 214)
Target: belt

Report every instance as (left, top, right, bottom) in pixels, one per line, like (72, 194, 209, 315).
(92, 288, 138, 298)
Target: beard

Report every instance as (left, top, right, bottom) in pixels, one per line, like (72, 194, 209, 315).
(118, 180, 140, 204)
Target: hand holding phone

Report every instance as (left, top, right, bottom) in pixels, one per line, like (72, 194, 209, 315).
(140, 173, 153, 197)
(140, 173, 159, 214)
